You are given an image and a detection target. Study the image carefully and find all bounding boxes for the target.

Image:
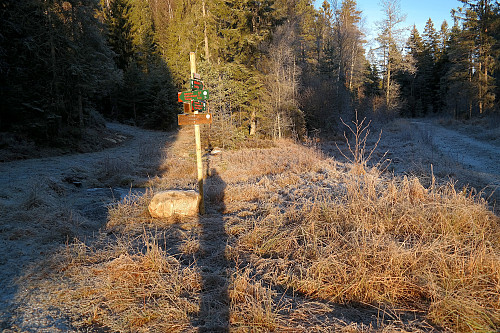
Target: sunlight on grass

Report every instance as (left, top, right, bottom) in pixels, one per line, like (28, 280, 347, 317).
(30, 127, 500, 332)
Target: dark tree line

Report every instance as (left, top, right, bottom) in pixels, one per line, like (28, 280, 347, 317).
(384, 0, 500, 120)
(1, 0, 116, 142)
(1, 0, 499, 147)
(0, 0, 177, 145)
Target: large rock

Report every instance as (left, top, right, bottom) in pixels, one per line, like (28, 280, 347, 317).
(148, 190, 200, 218)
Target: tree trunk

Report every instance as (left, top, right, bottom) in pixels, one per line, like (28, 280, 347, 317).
(479, 62, 483, 114)
(386, 64, 391, 108)
(78, 89, 84, 127)
(349, 43, 356, 92)
(277, 113, 281, 139)
(249, 109, 256, 136)
(46, 5, 57, 98)
(202, 0, 210, 63)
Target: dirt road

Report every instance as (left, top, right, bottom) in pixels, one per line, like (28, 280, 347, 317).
(409, 119, 499, 197)
(0, 123, 174, 330)
(411, 120, 499, 179)
(326, 117, 499, 202)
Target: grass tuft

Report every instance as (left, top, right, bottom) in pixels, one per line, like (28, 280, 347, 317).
(27, 129, 500, 332)
(55, 232, 202, 332)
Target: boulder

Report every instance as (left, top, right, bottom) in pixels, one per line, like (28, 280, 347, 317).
(148, 190, 200, 218)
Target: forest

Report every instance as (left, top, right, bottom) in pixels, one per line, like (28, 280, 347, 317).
(2, 1, 500, 331)
(1, 0, 500, 147)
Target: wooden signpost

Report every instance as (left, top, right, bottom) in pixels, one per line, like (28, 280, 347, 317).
(177, 52, 211, 214)
(178, 113, 212, 125)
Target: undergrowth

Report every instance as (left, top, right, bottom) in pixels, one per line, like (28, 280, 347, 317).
(30, 127, 500, 332)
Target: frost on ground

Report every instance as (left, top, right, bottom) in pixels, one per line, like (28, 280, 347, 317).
(0, 117, 498, 332)
(327, 117, 499, 205)
(412, 121, 499, 175)
(398, 119, 499, 203)
(0, 123, 174, 331)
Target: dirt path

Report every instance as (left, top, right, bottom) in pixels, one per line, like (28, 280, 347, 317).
(407, 120, 500, 200)
(323, 117, 499, 203)
(0, 123, 174, 330)
(411, 120, 500, 179)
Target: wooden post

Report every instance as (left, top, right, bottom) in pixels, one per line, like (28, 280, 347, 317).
(190, 52, 205, 214)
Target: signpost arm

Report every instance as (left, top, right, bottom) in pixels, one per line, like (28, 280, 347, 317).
(190, 52, 205, 214)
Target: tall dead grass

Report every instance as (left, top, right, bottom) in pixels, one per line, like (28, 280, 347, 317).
(32, 130, 500, 332)
(231, 168, 500, 332)
(54, 232, 202, 332)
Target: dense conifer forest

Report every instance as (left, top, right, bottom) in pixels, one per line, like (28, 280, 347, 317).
(1, 0, 499, 146)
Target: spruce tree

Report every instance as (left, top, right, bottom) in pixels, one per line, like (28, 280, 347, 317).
(421, 18, 439, 113)
(452, 0, 497, 115)
(1, 0, 116, 140)
(104, 0, 134, 70)
(444, 23, 476, 118)
(376, 0, 407, 113)
(402, 26, 425, 116)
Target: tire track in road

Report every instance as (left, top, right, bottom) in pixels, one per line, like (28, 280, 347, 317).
(411, 120, 500, 189)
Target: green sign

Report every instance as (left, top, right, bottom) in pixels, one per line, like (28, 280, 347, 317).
(178, 89, 209, 103)
(191, 101, 207, 112)
(190, 79, 204, 90)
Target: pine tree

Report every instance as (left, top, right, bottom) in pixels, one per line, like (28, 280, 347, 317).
(435, 20, 451, 113)
(490, 2, 500, 107)
(129, 0, 157, 69)
(294, 0, 320, 66)
(103, 0, 134, 70)
(0, 0, 116, 139)
(100, 0, 178, 128)
(423, 19, 439, 61)
(421, 18, 439, 113)
(401, 26, 425, 116)
(444, 23, 476, 118)
(327, 0, 363, 93)
(376, 0, 407, 112)
(452, 0, 497, 115)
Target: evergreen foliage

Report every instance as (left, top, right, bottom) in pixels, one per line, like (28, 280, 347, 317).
(1, 0, 117, 142)
(99, 0, 178, 129)
(1, 0, 500, 148)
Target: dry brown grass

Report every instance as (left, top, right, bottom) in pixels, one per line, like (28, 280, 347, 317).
(54, 232, 202, 332)
(29, 128, 500, 332)
(228, 168, 500, 332)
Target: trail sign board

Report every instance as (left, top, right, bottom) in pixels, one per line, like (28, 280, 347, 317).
(182, 101, 207, 114)
(178, 89, 209, 102)
(190, 79, 204, 90)
(178, 113, 213, 126)
(191, 101, 207, 112)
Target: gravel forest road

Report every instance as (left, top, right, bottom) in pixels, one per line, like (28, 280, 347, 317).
(411, 120, 500, 178)
(410, 119, 500, 196)
(0, 123, 174, 331)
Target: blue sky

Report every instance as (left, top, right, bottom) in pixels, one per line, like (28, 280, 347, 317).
(315, 0, 461, 41)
